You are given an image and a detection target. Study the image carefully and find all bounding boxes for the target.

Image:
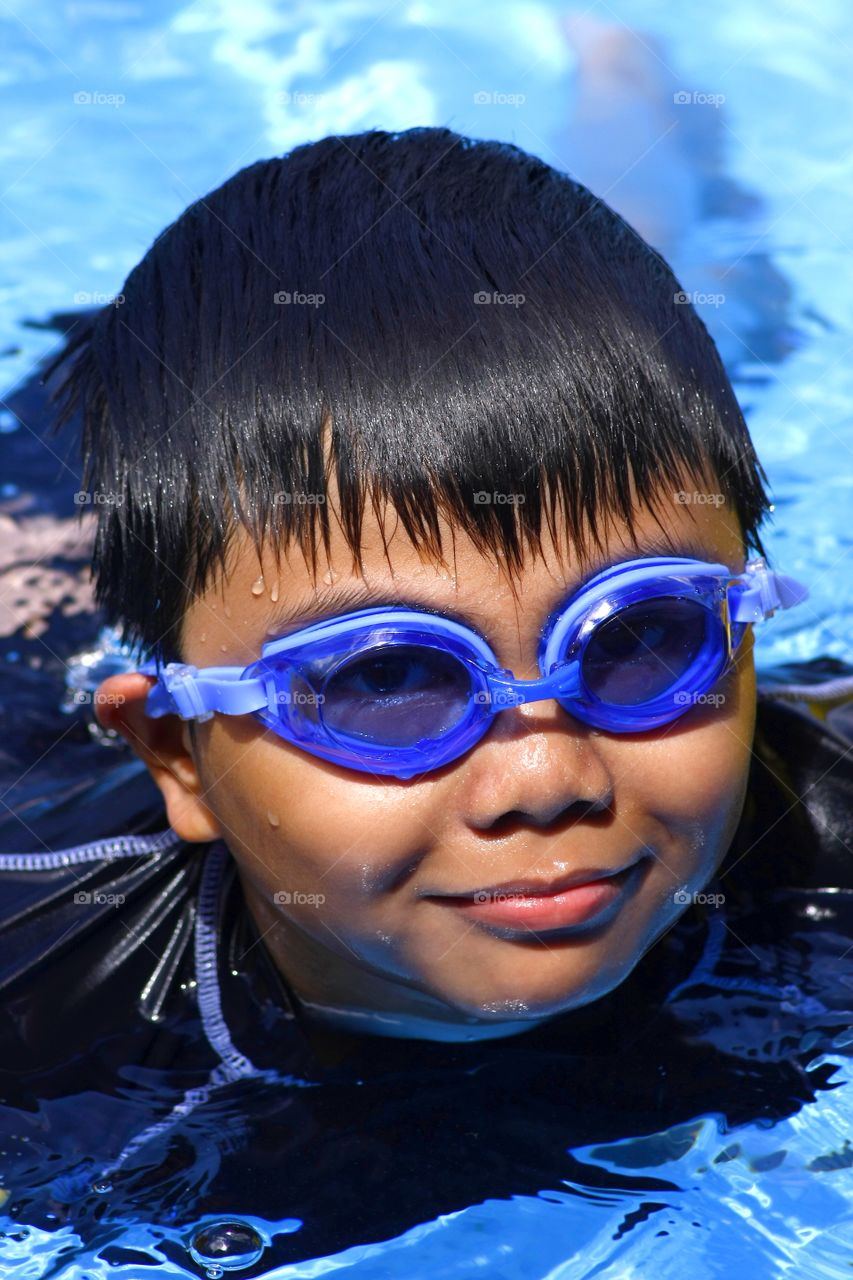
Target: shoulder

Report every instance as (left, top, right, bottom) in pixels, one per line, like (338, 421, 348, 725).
(0, 828, 205, 1046)
(728, 659, 853, 894)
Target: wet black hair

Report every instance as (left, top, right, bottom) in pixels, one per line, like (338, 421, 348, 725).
(44, 126, 772, 666)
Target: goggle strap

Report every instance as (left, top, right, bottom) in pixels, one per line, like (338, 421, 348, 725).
(142, 662, 268, 721)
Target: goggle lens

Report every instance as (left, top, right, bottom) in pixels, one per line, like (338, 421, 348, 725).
(580, 597, 714, 706)
(321, 643, 474, 747)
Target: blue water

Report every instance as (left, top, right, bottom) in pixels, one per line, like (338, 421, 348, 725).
(2, 1, 853, 1276)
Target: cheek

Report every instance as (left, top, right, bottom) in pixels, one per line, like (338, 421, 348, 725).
(625, 646, 756, 881)
(196, 723, 433, 898)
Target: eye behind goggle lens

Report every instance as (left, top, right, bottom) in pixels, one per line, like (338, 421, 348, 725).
(581, 597, 716, 707)
(321, 644, 475, 747)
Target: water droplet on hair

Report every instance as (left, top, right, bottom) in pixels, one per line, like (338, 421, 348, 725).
(267, 811, 280, 828)
(322, 569, 338, 585)
(188, 1220, 264, 1272)
(270, 581, 279, 602)
(251, 576, 265, 596)
(91, 1179, 112, 1195)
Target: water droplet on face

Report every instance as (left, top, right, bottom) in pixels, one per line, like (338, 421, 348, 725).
(251, 576, 265, 596)
(220, 644, 229, 653)
(91, 1179, 112, 1195)
(270, 581, 279, 602)
(267, 811, 280, 828)
(322, 569, 338, 586)
(223, 605, 232, 618)
(188, 1220, 264, 1271)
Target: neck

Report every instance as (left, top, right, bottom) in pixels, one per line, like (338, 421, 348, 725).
(238, 875, 554, 1043)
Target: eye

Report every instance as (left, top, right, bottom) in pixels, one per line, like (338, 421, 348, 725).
(332, 650, 434, 697)
(581, 598, 712, 705)
(321, 644, 474, 746)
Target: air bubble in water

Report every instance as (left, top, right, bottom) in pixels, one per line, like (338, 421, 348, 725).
(188, 1220, 265, 1272)
(91, 1179, 112, 1195)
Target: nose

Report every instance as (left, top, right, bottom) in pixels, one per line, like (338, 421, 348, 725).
(463, 697, 615, 831)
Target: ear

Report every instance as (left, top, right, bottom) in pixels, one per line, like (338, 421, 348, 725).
(94, 673, 222, 843)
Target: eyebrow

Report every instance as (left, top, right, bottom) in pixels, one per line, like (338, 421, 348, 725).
(260, 534, 729, 642)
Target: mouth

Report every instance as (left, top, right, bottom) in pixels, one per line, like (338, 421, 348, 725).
(422, 858, 648, 933)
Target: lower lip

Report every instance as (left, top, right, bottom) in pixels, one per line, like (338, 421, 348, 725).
(430, 865, 641, 931)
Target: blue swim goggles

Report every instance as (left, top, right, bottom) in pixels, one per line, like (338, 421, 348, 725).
(138, 555, 808, 780)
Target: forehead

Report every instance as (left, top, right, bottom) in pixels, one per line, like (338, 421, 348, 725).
(179, 484, 745, 665)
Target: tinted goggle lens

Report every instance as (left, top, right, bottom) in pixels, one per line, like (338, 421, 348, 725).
(580, 597, 714, 706)
(321, 643, 474, 747)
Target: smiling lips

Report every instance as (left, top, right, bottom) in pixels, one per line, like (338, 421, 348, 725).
(425, 861, 645, 931)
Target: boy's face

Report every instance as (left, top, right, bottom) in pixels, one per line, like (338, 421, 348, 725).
(104, 483, 756, 1038)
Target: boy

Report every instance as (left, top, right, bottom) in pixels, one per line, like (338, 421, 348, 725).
(2, 128, 852, 1259)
